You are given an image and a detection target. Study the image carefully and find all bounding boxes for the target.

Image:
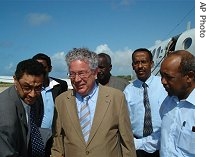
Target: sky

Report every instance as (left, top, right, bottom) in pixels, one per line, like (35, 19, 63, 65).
(0, 0, 195, 78)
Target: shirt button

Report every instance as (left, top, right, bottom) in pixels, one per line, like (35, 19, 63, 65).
(86, 151, 89, 155)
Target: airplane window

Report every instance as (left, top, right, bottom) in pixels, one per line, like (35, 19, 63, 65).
(159, 49, 163, 58)
(156, 47, 161, 58)
(183, 37, 192, 50)
(152, 49, 156, 57)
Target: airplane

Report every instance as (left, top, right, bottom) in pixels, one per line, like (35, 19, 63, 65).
(1, 28, 195, 87)
(149, 27, 195, 76)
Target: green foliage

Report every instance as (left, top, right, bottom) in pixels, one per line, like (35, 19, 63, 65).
(0, 82, 13, 87)
(116, 75, 131, 82)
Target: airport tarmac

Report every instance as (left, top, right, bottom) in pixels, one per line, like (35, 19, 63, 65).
(0, 87, 9, 93)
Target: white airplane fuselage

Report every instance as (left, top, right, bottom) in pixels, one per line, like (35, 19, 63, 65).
(149, 28, 195, 75)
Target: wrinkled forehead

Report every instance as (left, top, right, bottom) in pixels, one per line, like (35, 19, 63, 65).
(69, 60, 91, 70)
(161, 56, 181, 72)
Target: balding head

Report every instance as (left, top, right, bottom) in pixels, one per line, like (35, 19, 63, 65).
(164, 50, 195, 76)
(160, 50, 195, 100)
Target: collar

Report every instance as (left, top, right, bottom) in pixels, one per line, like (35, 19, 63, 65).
(43, 78, 59, 91)
(172, 89, 195, 106)
(182, 89, 195, 106)
(137, 74, 154, 88)
(76, 82, 99, 102)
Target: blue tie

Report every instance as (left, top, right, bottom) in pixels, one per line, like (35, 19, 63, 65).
(80, 96, 91, 143)
(142, 82, 153, 137)
(30, 106, 45, 157)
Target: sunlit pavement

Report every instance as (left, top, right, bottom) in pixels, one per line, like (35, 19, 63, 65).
(0, 87, 8, 93)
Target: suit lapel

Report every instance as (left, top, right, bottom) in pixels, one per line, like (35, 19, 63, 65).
(51, 85, 60, 102)
(64, 86, 112, 145)
(64, 90, 85, 143)
(10, 86, 28, 144)
(87, 85, 111, 145)
(16, 101, 28, 139)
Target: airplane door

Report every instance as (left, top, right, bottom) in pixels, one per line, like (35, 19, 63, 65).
(175, 28, 195, 55)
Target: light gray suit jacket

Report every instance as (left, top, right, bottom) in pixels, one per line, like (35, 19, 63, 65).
(0, 86, 28, 157)
(51, 84, 136, 157)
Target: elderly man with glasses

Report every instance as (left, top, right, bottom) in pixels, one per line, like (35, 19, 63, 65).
(51, 48, 136, 157)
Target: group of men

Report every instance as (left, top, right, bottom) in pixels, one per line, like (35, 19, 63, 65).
(0, 48, 195, 157)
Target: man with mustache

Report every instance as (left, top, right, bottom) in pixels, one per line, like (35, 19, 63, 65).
(124, 48, 167, 157)
(159, 50, 195, 157)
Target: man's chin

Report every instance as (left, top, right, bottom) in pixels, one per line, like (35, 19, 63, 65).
(165, 89, 173, 96)
(167, 92, 173, 96)
(25, 99, 35, 105)
(97, 75, 105, 80)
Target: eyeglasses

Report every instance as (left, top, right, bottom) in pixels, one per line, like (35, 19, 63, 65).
(17, 80, 43, 94)
(133, 60, 150, 66)
(68, 70, 92, 79)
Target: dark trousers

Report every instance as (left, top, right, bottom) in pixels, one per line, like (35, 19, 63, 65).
(136, 150, 159, 157)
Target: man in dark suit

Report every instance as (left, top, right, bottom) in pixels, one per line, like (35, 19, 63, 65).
(0, 59, 45, 157)
(32, 53, 68, 157)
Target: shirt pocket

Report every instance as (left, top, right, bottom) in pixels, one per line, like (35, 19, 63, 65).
(177, 127, 195, 155)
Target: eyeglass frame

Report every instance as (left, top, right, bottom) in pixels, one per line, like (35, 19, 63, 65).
(132, 60, 152, 67)
(67, 69, 92, 79)
(17, 80, 43, 94)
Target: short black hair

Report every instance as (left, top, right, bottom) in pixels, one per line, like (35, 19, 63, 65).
(32, 53, 52, 67)
(15, 59, 46, 80)
(98, 53, 112, 65)
(132, 48, 153, 61)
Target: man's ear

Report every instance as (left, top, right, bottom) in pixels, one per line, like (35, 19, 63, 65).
(109, 64, 112, 71)
(151, 60, 154, 68)
(132, 63, 135, 70)
(186, 71, 195, 82)
(13, 75, 18, 89)
(94, 68, 99, 79)
(48, 66, 52, 72)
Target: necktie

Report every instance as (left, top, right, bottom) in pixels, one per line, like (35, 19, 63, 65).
(142, 82, 153, 137)
(30, 106, 45, 157)
(80, 96, 91, 143)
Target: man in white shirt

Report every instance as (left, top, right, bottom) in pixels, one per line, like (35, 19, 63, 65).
(159, 50, 195, 157)
(32, 53, 68, 157)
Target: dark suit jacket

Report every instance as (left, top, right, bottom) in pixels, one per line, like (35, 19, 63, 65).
(0, 86, 28, 157)
(51, 84, 136, 157)
(32, 77, 68, 157)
